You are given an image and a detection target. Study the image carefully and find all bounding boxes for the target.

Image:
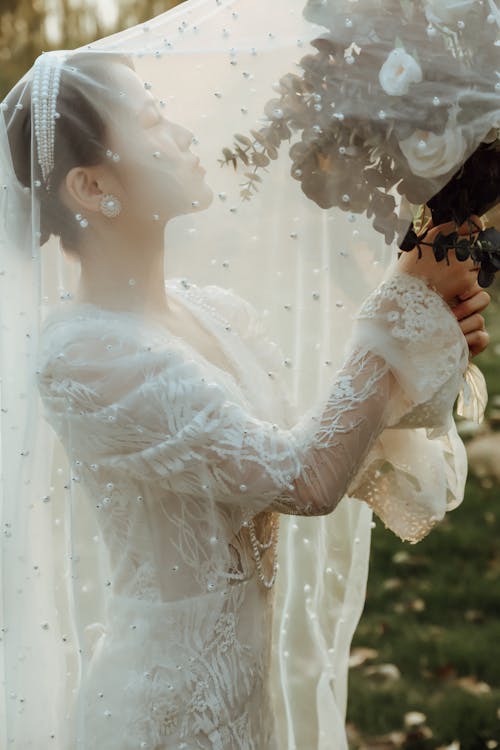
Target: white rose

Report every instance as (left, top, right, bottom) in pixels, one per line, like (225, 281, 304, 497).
(424, 0, 476, 26)
(398, 124, 467, 178)
(378, 48, 423, 97)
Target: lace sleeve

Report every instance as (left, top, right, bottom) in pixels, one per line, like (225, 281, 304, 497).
(338, 270, 470, 541)
(349, 270, 468, 435)
(36, 271, 468, 540)
(197, 272, 470, 541)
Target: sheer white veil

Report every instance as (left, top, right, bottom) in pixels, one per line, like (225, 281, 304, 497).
(0, 1, 497, 747)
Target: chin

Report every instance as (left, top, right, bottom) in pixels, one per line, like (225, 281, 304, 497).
(163, 183, 214, 222)
(202, 183, 214, 208)
(191, 182, 214, 212)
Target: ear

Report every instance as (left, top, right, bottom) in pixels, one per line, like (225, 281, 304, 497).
(63, 166, 110, 214)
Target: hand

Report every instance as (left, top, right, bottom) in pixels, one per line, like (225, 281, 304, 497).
(452, 287, 491, 358)
(396, 215, 483, 307)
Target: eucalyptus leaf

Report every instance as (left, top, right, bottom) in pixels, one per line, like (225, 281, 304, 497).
(234, 134, 253, 147)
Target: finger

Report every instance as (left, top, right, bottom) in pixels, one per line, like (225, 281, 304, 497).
(426, 215, 484, 245)
(453, 290, 491, 320)
(451, 263, 481, 298)
(465, 330, 490, 358)
(428, 214, 483, 233)
(456, 215, 484, 235)
(459, 313, 486, 336)
(457, 281, 484, 301)
(426, 220, 459, 242)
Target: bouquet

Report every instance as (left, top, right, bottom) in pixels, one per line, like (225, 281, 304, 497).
(221, 0, 500, 286)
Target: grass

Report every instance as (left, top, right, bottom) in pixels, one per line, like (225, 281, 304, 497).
(346, 294, 500, 749)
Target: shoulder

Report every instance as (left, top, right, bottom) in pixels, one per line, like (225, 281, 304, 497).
(38, 305, 144, 370)
(36, 310, 213, 420)
(167, 277, 264, 336)
(36, 304, 190, 404)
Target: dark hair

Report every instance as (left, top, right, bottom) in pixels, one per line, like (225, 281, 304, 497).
(6, 53, 133, 251)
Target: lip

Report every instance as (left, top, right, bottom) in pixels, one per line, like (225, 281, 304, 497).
(192, 155, 206, 173)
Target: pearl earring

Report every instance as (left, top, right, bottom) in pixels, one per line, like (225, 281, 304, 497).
(100, 194, 122, 218)
(75, 212, 89, 228)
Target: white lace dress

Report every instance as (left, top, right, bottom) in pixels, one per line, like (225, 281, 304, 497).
(35, 271, 469, 750)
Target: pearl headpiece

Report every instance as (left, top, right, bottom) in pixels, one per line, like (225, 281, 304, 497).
(31, 51, 69, 189)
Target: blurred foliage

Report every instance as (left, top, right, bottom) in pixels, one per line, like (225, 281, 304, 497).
(1, 1, 499, 745)
(348, 261, 500, 749)
(0, 0, 185, 97)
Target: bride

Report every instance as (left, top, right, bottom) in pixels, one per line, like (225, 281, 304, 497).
(0, 4, 494, 749)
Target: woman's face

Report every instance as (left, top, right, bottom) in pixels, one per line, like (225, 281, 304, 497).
(103, 64, 213, 224)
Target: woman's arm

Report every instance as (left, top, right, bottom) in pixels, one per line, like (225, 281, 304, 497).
(37, 270, 469, 536)
(269, 268, 470, 518)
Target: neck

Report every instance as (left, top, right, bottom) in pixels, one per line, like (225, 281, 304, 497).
(72, 222, 171, 317)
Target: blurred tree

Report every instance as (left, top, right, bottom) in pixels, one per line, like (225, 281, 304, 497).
(0, 0, 185, 96)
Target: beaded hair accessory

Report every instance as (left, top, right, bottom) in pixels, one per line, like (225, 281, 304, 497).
(31, 51, 69, 190)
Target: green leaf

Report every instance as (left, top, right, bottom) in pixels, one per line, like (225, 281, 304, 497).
(455, 239, 472, 262)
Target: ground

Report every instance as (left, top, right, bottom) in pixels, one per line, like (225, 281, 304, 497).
(346, 288, 500, 750)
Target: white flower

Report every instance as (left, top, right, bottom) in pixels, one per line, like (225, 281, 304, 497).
(378, 48, 423, 97)
(398, 122, 467, 178)
(424, 0, 476, 26)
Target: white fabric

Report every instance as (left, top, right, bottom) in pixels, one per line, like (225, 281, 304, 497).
(31, 270, 467, 749)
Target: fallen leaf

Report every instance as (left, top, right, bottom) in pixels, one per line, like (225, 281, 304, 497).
(364, 663, 401, 681)
(404, 711, 427, 728)
(382, 577, 402, 591)
(464, 609, 484, 623)
(349, 647, 379, 668)
(456, 676, 491, 695)
(435, 663, 458, 680)
(392, 551, 410, 564)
